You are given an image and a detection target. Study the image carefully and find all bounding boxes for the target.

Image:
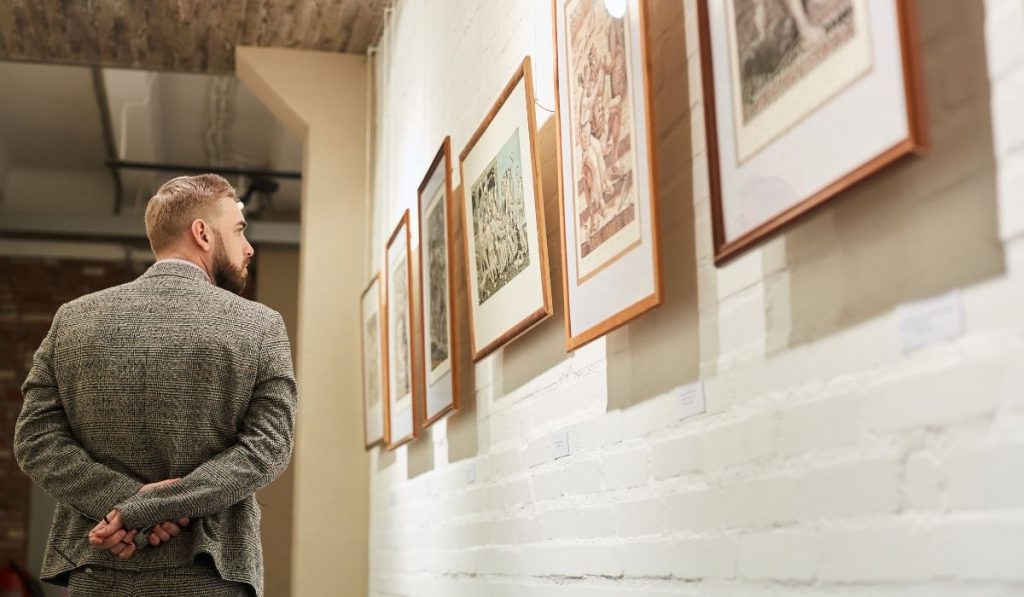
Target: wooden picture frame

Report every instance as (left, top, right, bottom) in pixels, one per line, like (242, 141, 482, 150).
(551, 0, 663, 351)
(699, 0, 927, 265)
(417, 137, 460, 428)
(360, 274, 386, 449)
(383, 210, 419, 449)
(459, 56, 553, 361)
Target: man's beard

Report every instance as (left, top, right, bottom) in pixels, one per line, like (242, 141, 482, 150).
(211, 232, 248, 295)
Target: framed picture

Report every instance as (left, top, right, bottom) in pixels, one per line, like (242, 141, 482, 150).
(360, 274, 386, 448)
(459, 56, 553, 361)
(417, 137, 460, 428)
(552, 0, 663, 351)
(384, 210, 419, 449)
(699, 0, 927, 264)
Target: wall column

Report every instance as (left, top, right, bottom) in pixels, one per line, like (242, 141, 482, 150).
(237, 47, 368, 597)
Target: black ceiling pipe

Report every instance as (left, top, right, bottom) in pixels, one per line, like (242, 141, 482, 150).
(106, 160, 302, 180)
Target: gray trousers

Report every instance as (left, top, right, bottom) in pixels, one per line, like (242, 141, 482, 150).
(67, 558, 251, 597)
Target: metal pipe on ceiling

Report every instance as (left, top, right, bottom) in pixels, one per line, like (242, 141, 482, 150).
(105, 160, 301, 179)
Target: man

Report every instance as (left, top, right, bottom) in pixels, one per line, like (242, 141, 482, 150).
(13, 174, 297, 596)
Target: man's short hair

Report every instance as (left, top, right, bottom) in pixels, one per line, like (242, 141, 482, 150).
(144, 174, 236, 254)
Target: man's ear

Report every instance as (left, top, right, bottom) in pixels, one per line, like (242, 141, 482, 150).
(191, 219, 213, 251)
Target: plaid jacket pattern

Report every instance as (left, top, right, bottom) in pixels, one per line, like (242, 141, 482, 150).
(13, 260, 298, 597)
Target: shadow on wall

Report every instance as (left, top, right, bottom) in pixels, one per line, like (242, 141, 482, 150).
(446, 182, 480, 464)
(412, 175, 480, 472)
(499, 117, 567, 397)
(606, 0, 701, 411)
(409, 115, 573, 471)
(765, 0, 1004, 352)
(490, 0, 701, 413)
(391, 0, 703, 474)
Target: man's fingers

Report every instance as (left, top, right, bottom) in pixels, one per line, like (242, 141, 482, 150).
(92, 510, 123, 538)
(108, 541, 126, 556)
(179, 518, 191, 527)
(149, 532, 161, 547)
(99, 528, 125, 548)
(160, 522, 181, 537)
(118, 543, 135, 559)
(138, 477, 182, 493)
(99, 529, 127, 549)
(153, 526, 171, 542)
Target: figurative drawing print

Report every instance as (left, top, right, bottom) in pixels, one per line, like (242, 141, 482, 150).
(361, 275, 385, 447)
(364, 312, 381, 408)
(726, 0, 871, 161)
(470, 128, 531, 305)
(425, 185, 451, 379)
(566, 0, 642, 281)
(390, 254, 411, 399)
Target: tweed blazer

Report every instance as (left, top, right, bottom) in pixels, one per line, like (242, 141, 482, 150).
(13, 260, 297, 597)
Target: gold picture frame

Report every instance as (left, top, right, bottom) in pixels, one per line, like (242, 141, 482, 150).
(360, 273, 386, 449)
(458, 56, 553, 361)
(699, 0, 928, 265)
(383, 210, 420, 449)
(551, 0, 663, 351)
(417, 137, 460, 428)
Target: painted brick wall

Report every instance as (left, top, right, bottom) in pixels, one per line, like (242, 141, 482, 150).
(367, 0, 1024, 595)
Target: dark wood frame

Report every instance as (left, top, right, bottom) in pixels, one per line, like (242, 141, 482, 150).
(417, 136, 460, 429)
(458, 55, 553, 361)
(699, 0, 928, 266)
(551, 0, 664, 351)
(383, 210, 420, 450)
(360, 273, 386, 449)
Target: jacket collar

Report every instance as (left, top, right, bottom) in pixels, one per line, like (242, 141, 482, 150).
(142, 259, 212, 284)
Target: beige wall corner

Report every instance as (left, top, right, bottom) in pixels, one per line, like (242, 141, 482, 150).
(237, 46, 369, 597)
(254, 246, 300, 597)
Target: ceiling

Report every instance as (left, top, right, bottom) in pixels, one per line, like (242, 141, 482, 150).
(0, 0, 387, 74)
(0, 60, 303, 225)
(0, 0, 384, 242)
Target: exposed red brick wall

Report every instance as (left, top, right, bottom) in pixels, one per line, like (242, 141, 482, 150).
(0, 256, 145, 567)
(0, 255, 257, 568)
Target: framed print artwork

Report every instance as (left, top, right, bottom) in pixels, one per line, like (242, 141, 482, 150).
(360, 274, 386, 448)
(417, 137, 460, 428)
(552, 0, 663, 351)
(699, 0, 927, 264)
(459, 56, 553, 361)
(384, 210, 419, 449)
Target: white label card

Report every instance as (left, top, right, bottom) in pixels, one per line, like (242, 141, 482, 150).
(550, 431, 571, 460)
(678, 381, 706, 421)
(898, 290, 964, 353)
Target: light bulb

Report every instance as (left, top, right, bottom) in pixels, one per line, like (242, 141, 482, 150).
(604, 0, 627, 19)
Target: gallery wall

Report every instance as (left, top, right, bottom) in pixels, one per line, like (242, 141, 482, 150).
(365, 0, 1024, 595)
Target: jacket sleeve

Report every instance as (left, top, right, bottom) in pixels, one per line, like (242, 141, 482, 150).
(115, 311, 298, 530)
(13, 305, 145, 522)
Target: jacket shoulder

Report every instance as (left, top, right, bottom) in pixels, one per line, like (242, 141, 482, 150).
(57, 282, 135, 317)
(208, 287, 281, 324)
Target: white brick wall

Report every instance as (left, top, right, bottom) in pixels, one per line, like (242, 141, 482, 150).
(366, 0, 1024, 594)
